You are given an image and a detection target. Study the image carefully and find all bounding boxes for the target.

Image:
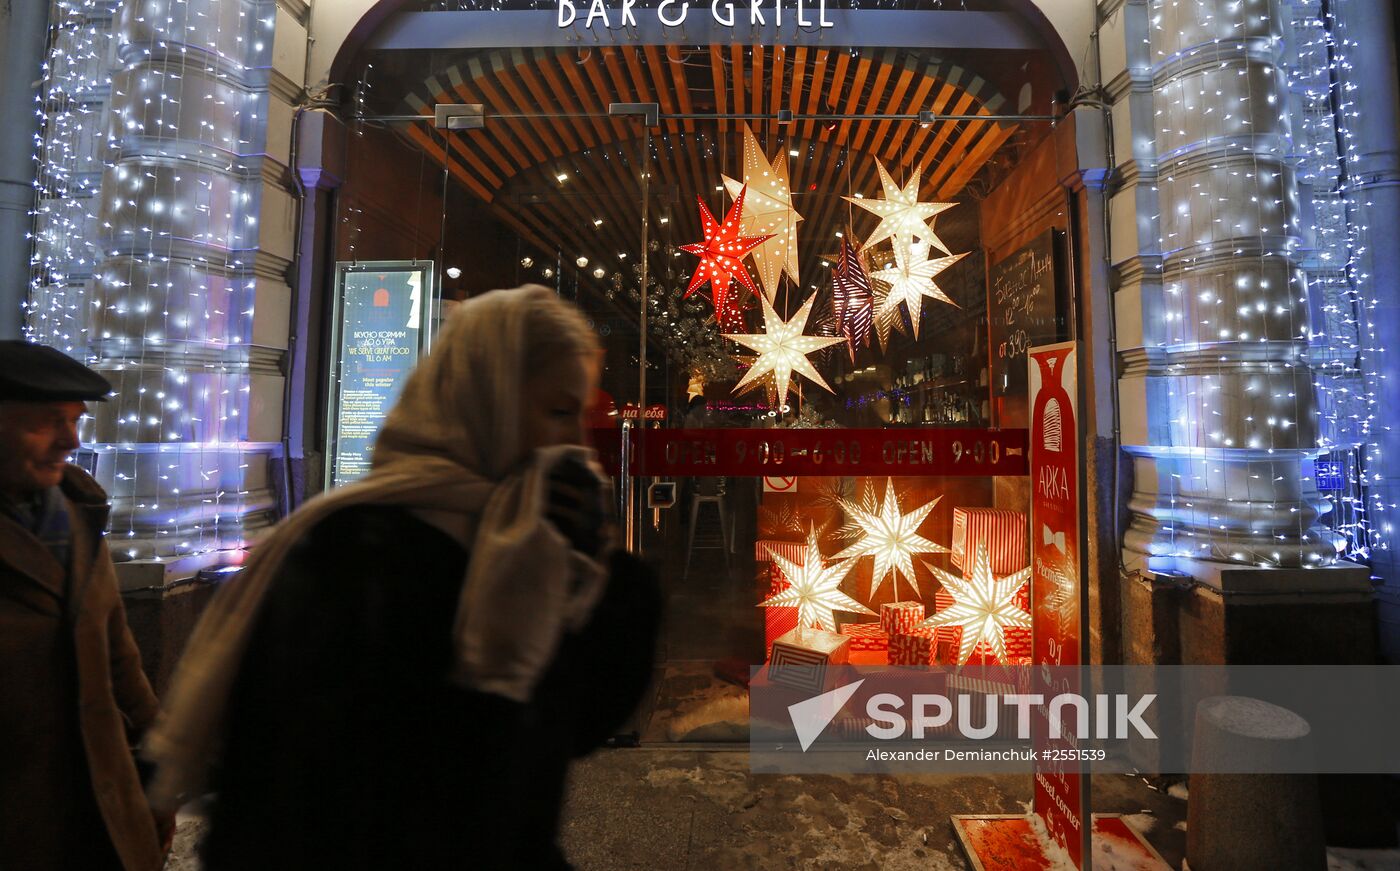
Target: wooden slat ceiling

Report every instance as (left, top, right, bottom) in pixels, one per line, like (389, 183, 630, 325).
(390, 44, 1021, 329)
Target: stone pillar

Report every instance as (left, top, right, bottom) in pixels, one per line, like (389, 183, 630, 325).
(78, 0, 287, 584)
(0, 0, 51, 338)
(1110, 0, 1341, 578)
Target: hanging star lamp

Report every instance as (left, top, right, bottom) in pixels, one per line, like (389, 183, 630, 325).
(725, 292, 843, 405)
(843, 159, 956, 261)
(759, 525, 874, 632)
(833, 477, 948, 601)
(680, 185, 773, 331)
(830, 236, 874, 362)
(919, 542, 1033, 664)
(869, 240, 967, 340)
(721, 124, 803, 302)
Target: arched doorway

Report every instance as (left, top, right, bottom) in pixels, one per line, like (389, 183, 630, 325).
(314, 0, 1089, 736)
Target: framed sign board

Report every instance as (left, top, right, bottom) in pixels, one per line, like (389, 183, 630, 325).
(325, 261, 435, 488)
(987, 230, 1068, 419)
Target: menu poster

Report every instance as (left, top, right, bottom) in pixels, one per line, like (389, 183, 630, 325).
(1028, 341, 1088, 869)
(327, 261, 433, 487)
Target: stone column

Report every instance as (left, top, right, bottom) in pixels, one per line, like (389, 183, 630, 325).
(79, 0, 287, 584)
(1114, 0, 1340, 577)
(0, 0, 51, 338)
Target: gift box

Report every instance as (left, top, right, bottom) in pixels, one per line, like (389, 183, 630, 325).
(951, 507, 1028, 575)
(768, 626, 851, 693)
(880, 600, 925, 637)
(755, 539, 807, 564)
(888, 627, 937, 665)
(838, 621, 889, 652)
(762, 569, 799, 661)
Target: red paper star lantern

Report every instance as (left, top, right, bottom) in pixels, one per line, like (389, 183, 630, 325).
(680, 185, 773, 330)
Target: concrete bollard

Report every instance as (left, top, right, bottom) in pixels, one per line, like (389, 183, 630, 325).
(1185, 696, 1326, 871)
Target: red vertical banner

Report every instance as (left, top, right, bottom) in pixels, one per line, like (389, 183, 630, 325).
(1029, 342, 1088, 868)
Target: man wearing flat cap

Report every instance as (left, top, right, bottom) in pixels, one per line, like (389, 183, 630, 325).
(0, 341, 169, 870)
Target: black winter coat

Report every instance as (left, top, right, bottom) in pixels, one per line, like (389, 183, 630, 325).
(199, 504, 661, 870)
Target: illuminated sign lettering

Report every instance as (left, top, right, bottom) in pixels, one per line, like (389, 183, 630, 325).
(557, 0, 834, 29)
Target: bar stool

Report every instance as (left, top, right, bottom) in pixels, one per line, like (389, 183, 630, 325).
(685, 477, 731, 578)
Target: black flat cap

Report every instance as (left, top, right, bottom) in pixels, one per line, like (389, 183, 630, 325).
(0, 341, 113, 402)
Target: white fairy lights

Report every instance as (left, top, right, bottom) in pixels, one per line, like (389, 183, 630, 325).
(1125, 0, 1383, 570)
(27, 0, 276, 565)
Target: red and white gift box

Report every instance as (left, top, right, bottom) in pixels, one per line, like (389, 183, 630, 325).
(888, 627, 937, 665)
(758, 542, 812, 661)
(880, 600, 926, 637)
(768, 627, 851, 693)
(951, 507, 1028, 575)
(762, 570, 799, 661)
(838, 621, 889, 652)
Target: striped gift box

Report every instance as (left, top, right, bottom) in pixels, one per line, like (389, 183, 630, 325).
(951, 508, 1028, 575)
(880, 600, 926, 636)
(755, 539, 808, 564)
(889, 627, 936, 665)
(768, 627, 850, 694)
(763, 570, 799, 661)
(839, 621, 889, 651)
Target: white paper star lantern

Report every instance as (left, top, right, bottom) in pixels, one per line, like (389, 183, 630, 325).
(843, 159, 955, 258)
(722, 124, 803, 302)
(919, 542, 1032, 664)
(869, 240, 967, 341)
(833, 477, 948, 601)
(725, 292, 843, 404)
(759, 525, 873, 632)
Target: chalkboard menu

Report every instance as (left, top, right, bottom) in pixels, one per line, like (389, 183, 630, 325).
(987, 230, 1066, 401)
(326, 261, 434, 487)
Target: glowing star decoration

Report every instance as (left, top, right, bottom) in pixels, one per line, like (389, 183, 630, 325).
(843, 160, 956, 258)
(725, 292, 843, 404)
(759, 525, 873, 632)
(869, 240, 966, 341)
(830, 237, 873, 361)
(919, 542, 1033, 664)
(680, 185, 773, 330)
(721, 124, 803, 302)
(833, 478, 948, 601)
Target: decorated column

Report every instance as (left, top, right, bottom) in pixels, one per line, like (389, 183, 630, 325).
(28, 0, 287, 582)
(1113, 0, 1339, 574)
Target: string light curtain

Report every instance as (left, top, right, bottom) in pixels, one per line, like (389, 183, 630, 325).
(1284, 0, 1387, 563)
(28, 0, 279, 570)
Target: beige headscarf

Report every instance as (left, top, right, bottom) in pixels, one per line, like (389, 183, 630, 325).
(143, 285, 607, 812)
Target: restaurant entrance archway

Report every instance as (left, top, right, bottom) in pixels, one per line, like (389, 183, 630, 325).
(322, 0, 1087, 741)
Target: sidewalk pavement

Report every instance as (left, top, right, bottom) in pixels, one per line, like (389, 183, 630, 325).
(167, 747, 1189, 869)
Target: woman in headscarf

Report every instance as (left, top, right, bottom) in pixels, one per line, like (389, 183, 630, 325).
(143, 286, 660, 869)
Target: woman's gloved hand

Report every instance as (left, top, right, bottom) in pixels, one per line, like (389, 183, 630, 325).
(544, 454, 613, 559)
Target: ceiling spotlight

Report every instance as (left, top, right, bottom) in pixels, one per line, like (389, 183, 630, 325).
(543, 267, 555, 278)
(445, 266, 462, 279)
(593, 218, 604, 226)
(593, 266, 606, 279)
(556, 172, 569, 183)
(520, 257, 533, 268)
(576, 256, 589, 268)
